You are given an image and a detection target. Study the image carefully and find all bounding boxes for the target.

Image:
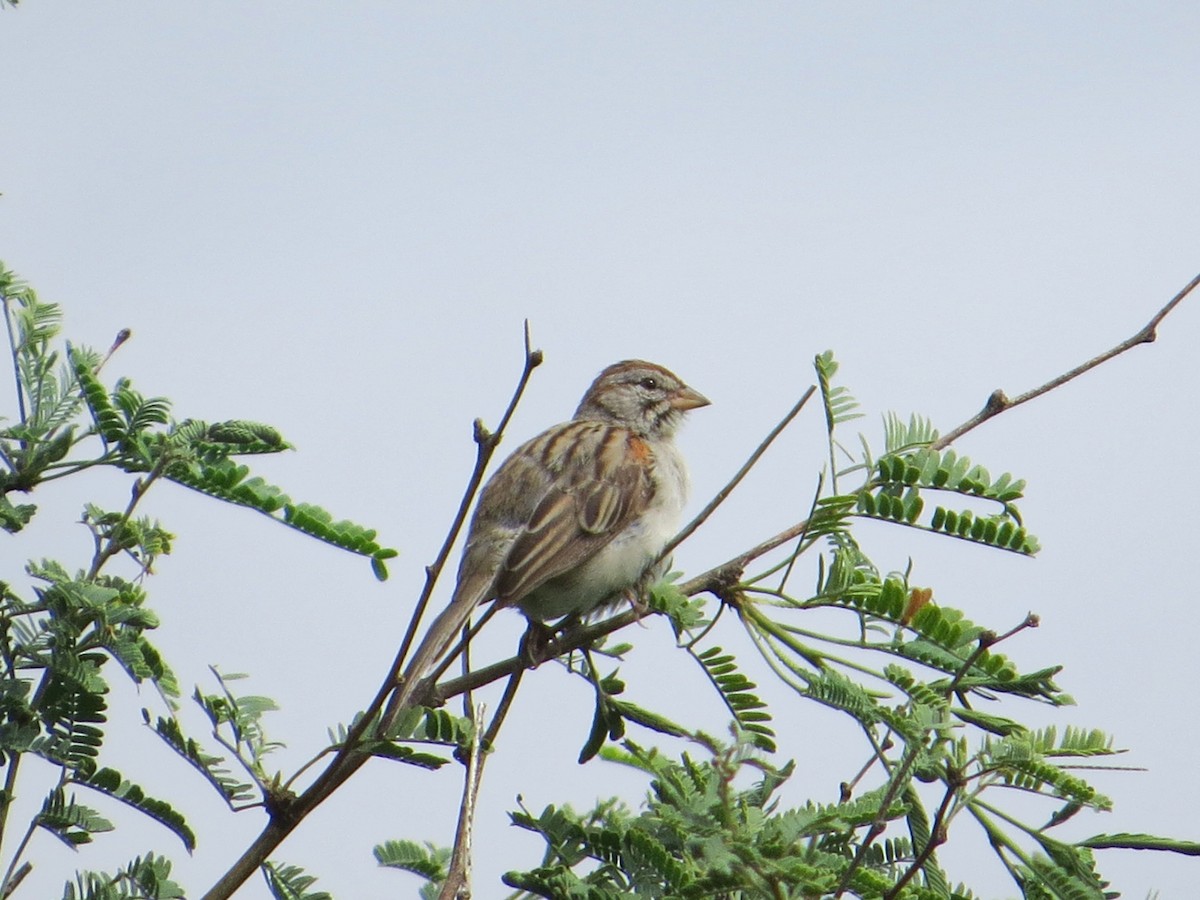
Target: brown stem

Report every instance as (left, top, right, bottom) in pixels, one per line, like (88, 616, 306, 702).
(659, 386, 816, 562)
(438, 704, 487, 900)
(393, 326, 543, 695)
(200, 333, 543, 900)
(883, 774, 959, 899)
(932, 271, 1200, 449)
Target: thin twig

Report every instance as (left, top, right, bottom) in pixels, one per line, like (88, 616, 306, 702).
(86, 462, 164, 581)
(346, 331, 540, 745)
(481, 669, 523, 751)
(424, 604, 502, 695)
(0, 816, 37, 899)
(439, 703, 487, 900)
(0, 727, 20, 864)
(0, 862, 30, 899)
(932, 271, 1200, 449)
(96, 328, 131, 374)
(883, 774, 959, 900)
(396, 324, 543, 681)
(658, 386, 816, 562)
(843, 730, 895, 800)
(674, 274, 1200, 604)
(200, 331, 542, 900)
(775, 473, 825, 596)
(832, 738, 926, 894)
(946, 613, 1038, 695)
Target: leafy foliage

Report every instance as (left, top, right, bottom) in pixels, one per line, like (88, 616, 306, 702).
(505, 738, 956, 899)
(144, 711, 256, 806)
(374, 839, 450, 899)
(692, 646, 775, 752)
(36, 789, 114, 848)
(532, 352, 1182, 899)
(261, 862, 332, 900)
(324, 705, 480, 770)
(61, 853, 185, 900)
(1, 267, 1190, 899)
(75, 767, 195, 851)
(3, 262, 394, 568)
(0, 265, 394, 895)
(816, 349, 863, 432)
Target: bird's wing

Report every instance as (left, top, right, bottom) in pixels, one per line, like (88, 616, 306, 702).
(392, 420, 652, 691)
(493, 420, 654, 604)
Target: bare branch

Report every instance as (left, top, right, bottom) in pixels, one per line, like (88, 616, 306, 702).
(681, 275, 1200, 601)
(439, 704, 487, 900)
(883, 774, 958, 900)
(200, 331, 543, 900)
(932, 271, 1200, 449)
(659, 386, 816, 562)
(395, 329, 544, 681)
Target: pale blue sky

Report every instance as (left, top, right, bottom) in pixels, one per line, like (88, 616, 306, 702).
(3, 4, 1199, 897)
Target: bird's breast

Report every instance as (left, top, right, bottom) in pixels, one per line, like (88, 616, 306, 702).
(518, 438, 689, 623)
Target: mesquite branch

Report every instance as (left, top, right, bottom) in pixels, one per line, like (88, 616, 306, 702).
(201, 275, 1197, 899)
(931, 271, 1200, 449)
(410, 272, 1200, 706)
(201, 333, 543, 900)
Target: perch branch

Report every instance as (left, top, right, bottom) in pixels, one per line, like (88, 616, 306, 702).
(932, 271, 1200, 449)
(200, 332, 542, 900)
(432, 276, 1200, 705)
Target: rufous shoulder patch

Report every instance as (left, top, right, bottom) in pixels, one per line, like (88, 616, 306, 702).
(627, 434, 653, 465)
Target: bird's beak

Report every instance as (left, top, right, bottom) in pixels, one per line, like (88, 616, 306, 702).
(670, 385, 711, 411)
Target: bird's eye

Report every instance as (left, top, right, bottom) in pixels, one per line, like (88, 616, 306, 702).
(638, 377, 658, 390)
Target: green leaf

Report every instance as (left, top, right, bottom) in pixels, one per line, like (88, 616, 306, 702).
(952, 707, 1026, 736)
(162, 455, 396, 572)
(262, 861, 333, 900)
(203, 419, 290, 452)
(36, 789, 113, 847)
(0, 493, 37, 532)
(75, 766, 196, 851)
(694, 646, 776, 751)
(366, 742, 450, 769)
(374, 839, 450, 880)
(609, 699, 691, 740)
(73, 356, 124, 444)
(62, 853, 186, 900)
(815, 350, 863, 430)
(144, 711, 254, 805)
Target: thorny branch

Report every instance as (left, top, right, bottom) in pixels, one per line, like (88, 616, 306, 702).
(202, 275, 1197, 898)
(379, 273, 1200, 708)
(201, 331, 543, 900)
(931, 270, 1200, 449)
(438, 704, 487, 900)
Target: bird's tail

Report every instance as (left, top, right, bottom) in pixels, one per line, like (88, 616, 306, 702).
(379, 580, 489, 732)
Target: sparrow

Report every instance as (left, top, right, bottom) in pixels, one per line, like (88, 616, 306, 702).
(391, 359, 708, 711)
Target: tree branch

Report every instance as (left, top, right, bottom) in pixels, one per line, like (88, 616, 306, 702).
(201, 275, 1197, 898)
(200, 332, 543, 900)
(658, 386, 816, 562)
(932, 271, 1200, 449)
(432, 277, 1198, 710)
(438, 703, 487, 900)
